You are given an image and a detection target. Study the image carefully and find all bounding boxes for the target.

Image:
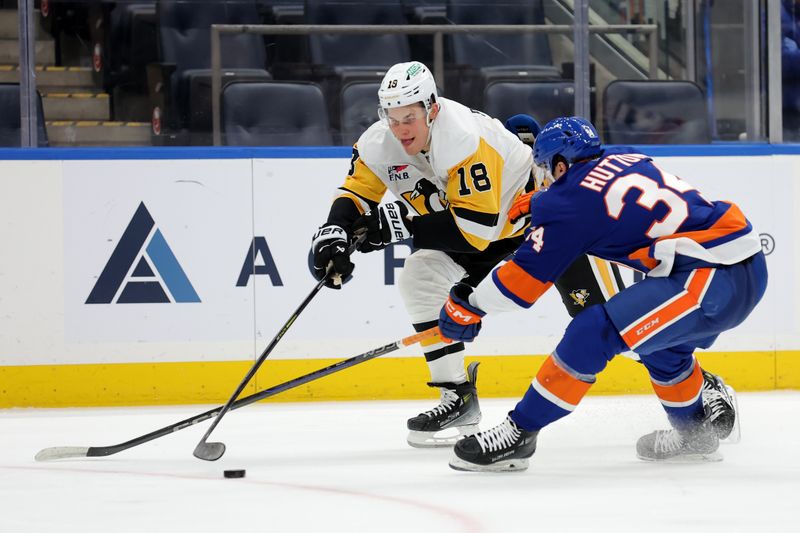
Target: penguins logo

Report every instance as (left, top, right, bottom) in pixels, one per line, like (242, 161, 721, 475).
(569, 289, 590, 307)
(402, 178, 448, 215)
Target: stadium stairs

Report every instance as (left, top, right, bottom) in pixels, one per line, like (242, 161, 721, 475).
(0, 7, 150, 146)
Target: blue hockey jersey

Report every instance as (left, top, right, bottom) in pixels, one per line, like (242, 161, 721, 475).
(473, 147, 763, 313)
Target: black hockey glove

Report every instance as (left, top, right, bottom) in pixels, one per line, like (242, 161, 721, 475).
(352, 201, 413, 253)
(311, 224, 354, 289)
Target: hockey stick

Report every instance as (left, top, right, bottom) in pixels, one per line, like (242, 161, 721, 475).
(194, 286, 326, 458)
(34, 327, 438, 462)
(193, 233, 367, 461)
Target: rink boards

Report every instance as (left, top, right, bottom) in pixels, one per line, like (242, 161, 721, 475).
(0, 145, 797, 407)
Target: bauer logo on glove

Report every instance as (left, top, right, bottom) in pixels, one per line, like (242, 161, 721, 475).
(353, 201, 414, 253)
(310, 223, 355, 289)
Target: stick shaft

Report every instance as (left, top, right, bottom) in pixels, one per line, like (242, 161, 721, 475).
(195, 236, 366, 456)
(69, 327, 438, 458)
(194, 278, 325, 453)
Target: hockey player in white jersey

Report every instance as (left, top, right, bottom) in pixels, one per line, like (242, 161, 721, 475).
(309, 61, 738, 448)
(311, 61, 531, 447)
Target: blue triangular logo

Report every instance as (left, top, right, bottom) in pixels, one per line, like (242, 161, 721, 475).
(86, 202, 201, 304)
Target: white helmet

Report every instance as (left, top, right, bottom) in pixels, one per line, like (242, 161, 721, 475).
(378, 61, 438, 115)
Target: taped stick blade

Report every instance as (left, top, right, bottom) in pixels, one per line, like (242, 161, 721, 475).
(193, 441, 226, 461)
(35, 447, 90, 461)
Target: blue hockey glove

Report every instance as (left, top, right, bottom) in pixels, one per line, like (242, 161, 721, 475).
(439, 283, 486, 343)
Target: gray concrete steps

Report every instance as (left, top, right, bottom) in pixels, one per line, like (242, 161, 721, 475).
(42, 93, 110, 121)
(0, 65, 95, 88)
(0, 38, 55, 65)
(46, 121, 152, 146)
(1, 9, 153, 146)
(0, 9, 41, 39)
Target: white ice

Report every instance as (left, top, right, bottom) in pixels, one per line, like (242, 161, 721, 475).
(2, 392, 799, 533)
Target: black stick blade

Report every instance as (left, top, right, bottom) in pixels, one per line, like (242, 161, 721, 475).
(193, 441, 226, 461)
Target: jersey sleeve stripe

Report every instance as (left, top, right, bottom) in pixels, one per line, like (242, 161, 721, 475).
(452, 206, 499, 227)
(336, 190, 369, 214)
(493, 260, 552, 307)
(341, 158, 387, 204)
(650, 359, 703, 407)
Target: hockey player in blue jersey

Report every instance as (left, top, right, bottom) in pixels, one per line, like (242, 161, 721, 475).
(438, 116, 768, 471)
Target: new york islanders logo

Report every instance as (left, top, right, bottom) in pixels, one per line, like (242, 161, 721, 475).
(86, 202, 200, 304)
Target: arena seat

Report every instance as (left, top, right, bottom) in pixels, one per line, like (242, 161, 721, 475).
(339, 81, 381, 146)
(222, 81, 334, 146)
(150, 0, 271, 144)
(602, 80, 711, 144)
(445, 0, 559, 106)
(304, 0, 410, 127)
(306, 0, 410, 73)
(0, 84, 49, 147)
(482, 81, 576, 127)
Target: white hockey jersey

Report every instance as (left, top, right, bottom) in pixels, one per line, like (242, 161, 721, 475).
(337, 97, 533, 250)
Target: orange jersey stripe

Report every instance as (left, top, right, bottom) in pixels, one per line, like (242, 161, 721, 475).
(651, 362, 703, 406)
(665, 202, 749, 246)
(533, 356, 593, 408)
(628, 247, 659, 271)
(685, 267, 714, 299)
(627, 202, 748, 269)
(495, 260, 552, 306)
(621, 268, 713, 349)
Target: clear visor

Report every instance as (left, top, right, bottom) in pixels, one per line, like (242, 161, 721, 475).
(378, 106, 429, 127)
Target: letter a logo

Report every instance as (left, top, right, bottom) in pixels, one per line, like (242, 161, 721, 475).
(86, 202, 200, 304)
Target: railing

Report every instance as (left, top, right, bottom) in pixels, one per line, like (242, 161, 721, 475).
(209, 23, 659, 146)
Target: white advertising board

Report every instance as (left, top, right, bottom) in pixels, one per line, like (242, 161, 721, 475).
(0, 151, 795, 366)
(658, 155, 794, 351)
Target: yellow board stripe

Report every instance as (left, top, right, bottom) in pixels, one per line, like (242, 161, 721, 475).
(1, 351, 798, 408)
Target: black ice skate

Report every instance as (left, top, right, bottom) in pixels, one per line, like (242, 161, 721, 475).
(449, 414, 538, 472)
(636, 406, 721, 462)
(702, 370, 740, 443)
(406, 362, 481, 448)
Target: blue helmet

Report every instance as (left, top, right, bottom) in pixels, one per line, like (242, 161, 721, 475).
(504, 114, 541, 146)
(533, 116, 602, 173)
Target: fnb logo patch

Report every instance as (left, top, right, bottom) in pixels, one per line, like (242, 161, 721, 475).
(86, 202, 200, 304)
(388, 164, 411, 182)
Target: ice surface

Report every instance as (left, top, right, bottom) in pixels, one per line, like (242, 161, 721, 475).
(2, 392, 798, 532)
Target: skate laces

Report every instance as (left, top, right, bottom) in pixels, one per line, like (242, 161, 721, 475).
(424, 388, 459, 418)
(653, 429, 684, 454)
(475, 417, 521, 453)
(702, 377, 731, 422)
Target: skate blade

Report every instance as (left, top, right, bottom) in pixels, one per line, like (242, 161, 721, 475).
(407, 425, 479, 449)
(636, 450, 723, 463)
(449, 455, 529, 473)
(721, 385, 741, 444)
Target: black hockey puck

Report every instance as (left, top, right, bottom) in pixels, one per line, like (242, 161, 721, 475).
(224, 469, 246, 479)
